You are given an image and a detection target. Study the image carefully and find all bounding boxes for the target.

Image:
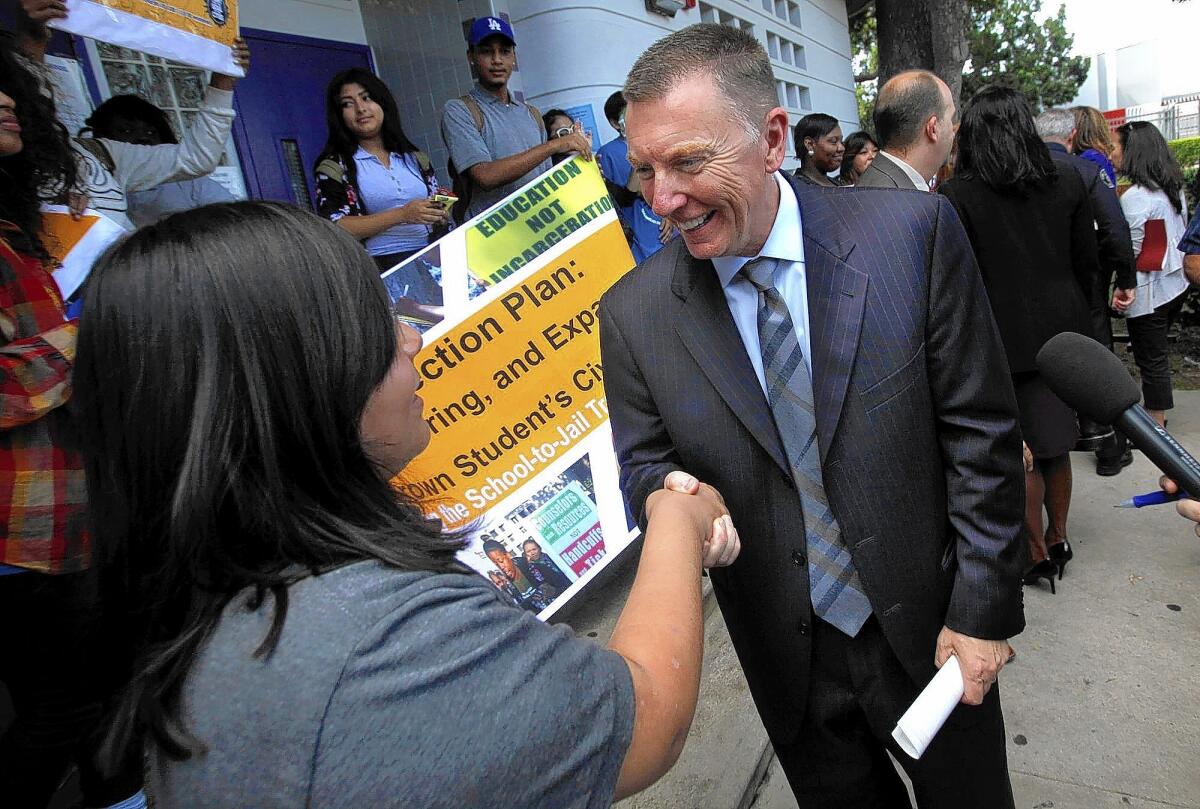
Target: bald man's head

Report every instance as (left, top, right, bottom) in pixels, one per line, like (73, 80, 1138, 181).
(873, 70, 954, 153)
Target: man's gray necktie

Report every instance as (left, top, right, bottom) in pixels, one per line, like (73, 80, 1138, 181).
(741, 257, 872, 637)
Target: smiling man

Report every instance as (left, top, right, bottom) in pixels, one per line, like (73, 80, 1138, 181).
(440, 15, 590, 221)
(598, 24, 1027, 809)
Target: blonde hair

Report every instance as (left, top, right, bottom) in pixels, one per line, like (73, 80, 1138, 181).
(1070, 106, 1115, 158)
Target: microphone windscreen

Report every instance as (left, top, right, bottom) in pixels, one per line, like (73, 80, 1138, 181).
(1035, 332, 1141, 425)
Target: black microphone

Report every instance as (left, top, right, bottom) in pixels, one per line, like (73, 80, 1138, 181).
(1036, 332, 1200, 498)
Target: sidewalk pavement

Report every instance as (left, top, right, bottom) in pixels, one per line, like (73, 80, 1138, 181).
(583, 391, 1200, 809)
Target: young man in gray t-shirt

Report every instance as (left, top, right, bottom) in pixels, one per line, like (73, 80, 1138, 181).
(440, 16, 591, 220)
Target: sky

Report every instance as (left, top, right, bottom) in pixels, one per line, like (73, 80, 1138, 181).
(1041, 0, 1200, 105)
(1050, 0, 1200, 54)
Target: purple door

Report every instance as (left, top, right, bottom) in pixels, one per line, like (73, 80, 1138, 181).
(232, 29, 372, 207)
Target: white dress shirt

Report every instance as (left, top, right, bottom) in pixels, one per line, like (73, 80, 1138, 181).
(880, 150, 931, 191)
(711, 172, 809, 396)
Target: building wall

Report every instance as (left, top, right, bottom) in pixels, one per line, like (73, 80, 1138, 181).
(241, 0, 369, 44)
(508, 0, 858, 169)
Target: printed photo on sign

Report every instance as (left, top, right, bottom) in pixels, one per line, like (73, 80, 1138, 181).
(464, 455, 603, 615)
(382, 243, 444, 333)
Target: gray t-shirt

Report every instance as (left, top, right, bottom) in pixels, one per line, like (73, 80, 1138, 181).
(441, 84, 550, 219)
(147, 561, 635, 808)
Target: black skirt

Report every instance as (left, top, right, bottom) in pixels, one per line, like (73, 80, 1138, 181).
(1012, 371, 1077, 459)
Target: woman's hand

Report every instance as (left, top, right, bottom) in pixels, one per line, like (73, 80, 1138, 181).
(397, 198, 452, 226)
(648, 471, 741, 568)
(1022, 442, 1034, 473)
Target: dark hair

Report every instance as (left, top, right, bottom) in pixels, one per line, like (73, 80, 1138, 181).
(873, 70, 945, 151)
(482, 539, 506, 554)
(954, 85, 1055, 194)
(839, 130, 877, 183)
(84, 94, 177, 143)
(541, 108, 570, 138)
(793, 113, 839, 170)
(317, 68, 421, 194)
(0, 32, 79, 255)
(74, 201, 467, 765)
(1117, 121, 1185, 215)
(603, 91, 626, 126)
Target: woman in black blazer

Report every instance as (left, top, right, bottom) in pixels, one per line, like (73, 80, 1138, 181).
(941, 86, 1098, 592)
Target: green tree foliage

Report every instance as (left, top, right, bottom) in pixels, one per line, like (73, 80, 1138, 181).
(963, 0, 1090, 109)
(851, 13, 878, 129)
(851, 1, 1090, 119)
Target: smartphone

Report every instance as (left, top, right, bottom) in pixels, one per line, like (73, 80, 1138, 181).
(431, 193, 458, 208)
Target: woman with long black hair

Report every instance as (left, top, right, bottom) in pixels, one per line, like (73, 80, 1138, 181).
(0, 29, 100, 806)
(792, 112, 844, 186)
(314, 68, 449, 274)
(1114, 121, 1190, 428)
(941, 86, 1099, 592)
(73, 201, 739, 807)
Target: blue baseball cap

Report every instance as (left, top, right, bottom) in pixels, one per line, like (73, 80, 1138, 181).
(468, 16, 516, 47)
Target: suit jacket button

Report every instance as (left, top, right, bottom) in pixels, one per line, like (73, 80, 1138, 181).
(791, 550, 806, 566)
(798, 620, 810, 636)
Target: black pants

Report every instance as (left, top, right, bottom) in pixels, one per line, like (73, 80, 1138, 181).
(0, 570, 103, 808)
(1127, 293, 1187, 411)
(773, 617, 1014, 809)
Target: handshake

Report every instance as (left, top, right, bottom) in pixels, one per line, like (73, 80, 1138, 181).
(646, 470, 741, 568)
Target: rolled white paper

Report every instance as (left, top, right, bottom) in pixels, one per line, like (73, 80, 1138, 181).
(891, 655, 964, 759)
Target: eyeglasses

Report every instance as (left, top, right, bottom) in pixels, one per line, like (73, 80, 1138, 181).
(552, 126, 573, 139)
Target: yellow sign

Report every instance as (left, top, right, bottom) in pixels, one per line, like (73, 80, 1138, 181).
(400, 222, 629, 527)
(463, 158, 616, 287)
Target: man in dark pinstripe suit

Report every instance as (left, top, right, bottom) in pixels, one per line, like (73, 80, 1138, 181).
(599, 25, 1026, 808)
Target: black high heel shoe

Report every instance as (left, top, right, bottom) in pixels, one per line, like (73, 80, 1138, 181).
(1022, 559, 1058, 594)
(1047, 540, 1073, 580)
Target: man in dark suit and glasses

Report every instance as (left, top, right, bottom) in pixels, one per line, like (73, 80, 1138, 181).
(599, 24, 1025, 808)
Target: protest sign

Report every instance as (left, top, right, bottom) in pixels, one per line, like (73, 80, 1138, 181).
(51, 0, 242, 77)
(41, 205, 127, 300)
(382, 156, 637, 620)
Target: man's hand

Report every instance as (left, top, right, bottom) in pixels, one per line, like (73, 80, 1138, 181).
(935, 626, 1013, 705)
(20, 0, 66, 25)
(663, 471, 741, 568)
(1161, 476, 1200, 537)
(550, 123, 592, 161)
(210, 38, 251, 90)
(1111, 287, 1135, 313)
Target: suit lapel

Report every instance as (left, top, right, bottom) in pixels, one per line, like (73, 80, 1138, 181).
(670, 247, 791, 476)
(791, 176, 869, 457)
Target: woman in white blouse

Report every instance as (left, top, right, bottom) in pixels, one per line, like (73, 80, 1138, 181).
(1115, 121, 1190, 427)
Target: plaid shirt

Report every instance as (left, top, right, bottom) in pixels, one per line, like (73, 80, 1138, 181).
(0, 222, 90, 574)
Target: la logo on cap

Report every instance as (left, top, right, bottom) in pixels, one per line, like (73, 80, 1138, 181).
(488, 17, 501, 31)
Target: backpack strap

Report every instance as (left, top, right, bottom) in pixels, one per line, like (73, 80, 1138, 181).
(523, 102, 542, 132)
(412, 150, 433, 176)
(460, 94, 485, 133)
(314, 156, 345, 184)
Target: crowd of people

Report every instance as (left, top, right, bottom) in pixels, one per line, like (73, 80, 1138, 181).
(4, 4, 1200, 809)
